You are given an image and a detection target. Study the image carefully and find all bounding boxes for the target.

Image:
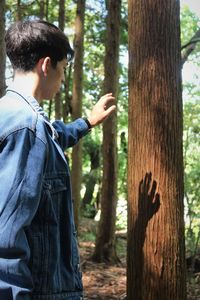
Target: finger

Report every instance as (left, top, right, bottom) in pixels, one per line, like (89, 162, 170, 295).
(146, 172, 152, 193)
(150, 180, 157, 200)
(104, 105, 116, 116)
(143, 173, 149, 194)
(100, 95, 115, 105)
(139, 179, 144, 194)
(101, 93, 113, 99)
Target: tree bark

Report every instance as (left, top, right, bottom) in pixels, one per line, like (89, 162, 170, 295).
(93, 0, 121, 263)
(127, 0, 186, 299)
(0, 0, 6, 97)
(71, 0, 85, 229)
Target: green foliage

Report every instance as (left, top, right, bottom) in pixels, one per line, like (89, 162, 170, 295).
(180, 6, 200, 65)
(183, 101, 200, 255)
(80, 230, 96, 243)
(181, 6, 200, 45)
(83, 3, 106, 100)
(116, 198, 127, 230)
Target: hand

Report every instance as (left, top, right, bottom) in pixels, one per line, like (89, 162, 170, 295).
(87, 93, 116, 127)
(138, 172, 160, 221)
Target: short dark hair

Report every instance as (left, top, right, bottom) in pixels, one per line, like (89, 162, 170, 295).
(5, 20, 74, 71)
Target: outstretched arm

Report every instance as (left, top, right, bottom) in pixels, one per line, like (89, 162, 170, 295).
(53, 93, 116, 150)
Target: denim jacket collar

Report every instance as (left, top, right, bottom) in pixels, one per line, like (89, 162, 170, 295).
(6, 87, 58, 139)
(6, 86, 48, 119)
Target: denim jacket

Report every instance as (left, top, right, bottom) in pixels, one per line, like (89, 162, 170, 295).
(0, 88, 89, 300)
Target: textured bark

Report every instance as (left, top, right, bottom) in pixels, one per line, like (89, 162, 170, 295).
(93, 0, 121, 263)
(71, 0, 85, 229)
(127, 0, 186, 299)
(0, 0, 6, 97)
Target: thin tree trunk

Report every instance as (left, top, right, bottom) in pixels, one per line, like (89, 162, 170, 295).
(93, 0, 121, 263)
(0, 0, 6, 97)
(55, 0, 65, 120)
(58, 0, 65, 31)
(71, 0, 85, 229)
(82, 147, 100, 210)
(55, 92, 62, 119)
(46, 0, 49, 21)
(16, 0, 21, 21)
(63, 64, 72, 123)
(39, 0, 45, 20)
(127, 0, 186, 299)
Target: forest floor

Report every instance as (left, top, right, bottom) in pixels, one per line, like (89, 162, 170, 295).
(79, 218, 200, 300)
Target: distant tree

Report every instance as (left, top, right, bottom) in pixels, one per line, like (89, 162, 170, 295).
(55, 0, 65, 120)
(16, 0, 21, 21)
(71, 0, 86, 228)
(39, 0, 45, 20)
(127, 0, 186, 299)
(0, 0, 6, 97)
(181, 28, 200, 65)
(93, 0, 121, 263)
(82, 136, 101, 214)
(58, 0, 65, 31)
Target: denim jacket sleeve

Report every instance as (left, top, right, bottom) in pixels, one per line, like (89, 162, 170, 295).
(52, 118, 89, 151)
(0, 128, 47, 300)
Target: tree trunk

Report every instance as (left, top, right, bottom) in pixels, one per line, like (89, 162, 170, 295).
(54, 0, 65, 120)
(0, 0, 6, 97)
(63, 64, 73, 123)
(58, 0, 65, 31)
(39, 0, 45, 20)
(82, 147, 100, 210)
(127, 0, 186, 299)
(46, 0, 49, 21)
(92, 0, 121, 263)
(16, 0, 21, 21)
(71, 0, 85, 229)
(55, 92, 62, 120)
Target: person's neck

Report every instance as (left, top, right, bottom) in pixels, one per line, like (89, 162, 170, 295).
(12, 70, 42, 103)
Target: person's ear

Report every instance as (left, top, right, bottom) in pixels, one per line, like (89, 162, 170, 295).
(38, 57, 51, 77)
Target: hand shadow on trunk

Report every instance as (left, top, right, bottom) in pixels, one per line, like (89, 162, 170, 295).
(130, 172, 160, 299)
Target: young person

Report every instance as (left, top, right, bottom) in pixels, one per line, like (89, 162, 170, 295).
(0, 20, 115, 300)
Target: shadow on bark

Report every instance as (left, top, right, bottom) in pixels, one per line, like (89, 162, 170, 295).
(130, 172, 160, 299)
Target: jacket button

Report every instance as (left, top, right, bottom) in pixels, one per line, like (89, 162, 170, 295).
(77, 263, 80, 270)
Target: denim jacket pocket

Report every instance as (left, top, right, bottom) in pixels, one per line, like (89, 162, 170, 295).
(27, 175, 71, 294)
